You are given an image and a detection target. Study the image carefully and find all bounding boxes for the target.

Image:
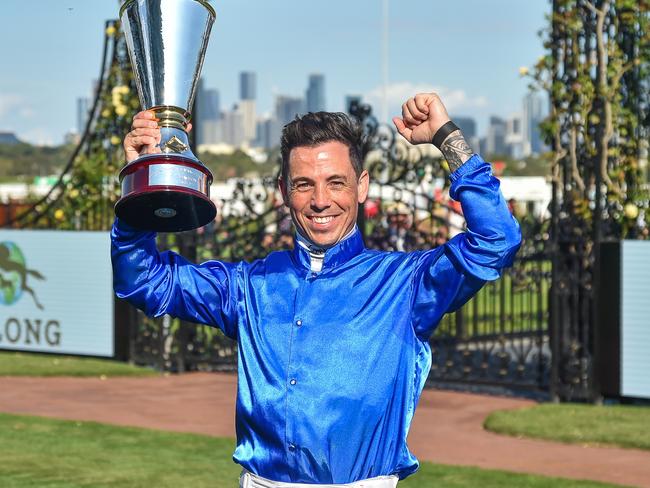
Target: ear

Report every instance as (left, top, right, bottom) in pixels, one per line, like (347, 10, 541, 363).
(278, 176, 289, 206)
(357, 170, 369, 204)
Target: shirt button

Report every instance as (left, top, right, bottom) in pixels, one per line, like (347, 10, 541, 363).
(290, 379, 297, 386)
(288, 443, 296, 451)
(295, 319, 302, 327)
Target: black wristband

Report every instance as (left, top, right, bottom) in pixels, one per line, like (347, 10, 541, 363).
(432, 121, 460, 149)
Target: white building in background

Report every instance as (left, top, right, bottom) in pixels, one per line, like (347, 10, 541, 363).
(523, 92, 546, 155)
(505, 113, 526, 159)
(255, 116, 281, 150)
(498, 176, 551, 218)
(198, 143, 269, 165)
(220, 107, 245, 147)
(238, 72, 257, 145)
(239, 99, 257, 143)
(275, 95, 305, 127)
(0, 173, 550, 221)
(0, 177, 65, 202)
(485, 116, 507, 155)
(195, 78, 221, 146)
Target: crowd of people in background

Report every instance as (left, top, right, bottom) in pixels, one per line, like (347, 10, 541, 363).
(192, 190, 533, 258)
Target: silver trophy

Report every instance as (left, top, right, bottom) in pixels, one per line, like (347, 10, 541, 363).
(115, 0, 217, 232)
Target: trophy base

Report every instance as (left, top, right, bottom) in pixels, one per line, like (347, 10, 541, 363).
(115, 155, 217, 233)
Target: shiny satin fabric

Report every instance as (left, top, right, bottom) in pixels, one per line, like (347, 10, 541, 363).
(111, 155, 521, 484)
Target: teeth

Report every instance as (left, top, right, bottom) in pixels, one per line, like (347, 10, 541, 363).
(313, 216, 333, 224)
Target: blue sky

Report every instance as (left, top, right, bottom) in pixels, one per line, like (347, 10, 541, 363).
(0, 0, 549, 145)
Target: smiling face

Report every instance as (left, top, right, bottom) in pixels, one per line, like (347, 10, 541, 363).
(280, 141, 369, 248)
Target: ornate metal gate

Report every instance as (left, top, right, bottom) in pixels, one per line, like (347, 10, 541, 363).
(5, 2, 648, 400)
(122, 102, 552, 395)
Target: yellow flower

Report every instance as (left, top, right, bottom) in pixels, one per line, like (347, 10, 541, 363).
(102, 109, 111, 118)
(518, 66, 529, 77)
(112, 85, 129, 96)
(54, 209, 65, 221)
(110, 135, 122, 146)
(115, 105, 128, 116)
(105, 25, 116, 37)
(624, 203, 639, 219)
(69, 189, 80, 199)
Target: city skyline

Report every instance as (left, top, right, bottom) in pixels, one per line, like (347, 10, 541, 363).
(191, 70, 547, 158)
(0, 0, 549, 146)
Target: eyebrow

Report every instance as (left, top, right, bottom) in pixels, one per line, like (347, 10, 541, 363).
(290, 174, 349, 184)
(326, 174, 348, 181)
(290, 176, 313, 184)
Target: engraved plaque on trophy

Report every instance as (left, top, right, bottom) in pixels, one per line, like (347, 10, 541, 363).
(115, 0, 217, 232)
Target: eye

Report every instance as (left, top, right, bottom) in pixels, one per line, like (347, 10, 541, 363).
(330, 180, 345, 188)
(293, 181, 311, 191)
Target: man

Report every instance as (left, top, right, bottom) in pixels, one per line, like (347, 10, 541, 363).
(112, 93, 521, 487)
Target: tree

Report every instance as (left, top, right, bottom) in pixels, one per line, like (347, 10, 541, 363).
(527, 0, 649, 401)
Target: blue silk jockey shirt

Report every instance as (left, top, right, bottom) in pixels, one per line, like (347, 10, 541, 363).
(111, 155, 521, 484)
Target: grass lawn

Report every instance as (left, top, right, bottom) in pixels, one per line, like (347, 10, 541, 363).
(434, 260, 551, 339)
(485, 403, 650, 451)
(0, 351, 158, 377)
(0, 413, 626, 488)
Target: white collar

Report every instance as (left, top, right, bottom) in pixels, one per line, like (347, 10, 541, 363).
(295, 226, 358, 273)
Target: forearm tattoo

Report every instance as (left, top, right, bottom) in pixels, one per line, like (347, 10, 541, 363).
(440, 130, 473, 172)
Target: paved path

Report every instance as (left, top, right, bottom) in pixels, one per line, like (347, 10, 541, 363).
(1, 373, 649, 487)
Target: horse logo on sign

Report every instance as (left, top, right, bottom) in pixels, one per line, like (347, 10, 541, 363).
(0, 242, 46, 310)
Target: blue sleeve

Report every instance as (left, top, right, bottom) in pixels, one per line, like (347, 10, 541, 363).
(410, 154, 522, 341)
(110, 218, 241, 339)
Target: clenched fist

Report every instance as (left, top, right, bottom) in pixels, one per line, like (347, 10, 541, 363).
(392, 92, 451, 145)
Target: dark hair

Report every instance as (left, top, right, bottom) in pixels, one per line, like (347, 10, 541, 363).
(280, 112, 364, 181)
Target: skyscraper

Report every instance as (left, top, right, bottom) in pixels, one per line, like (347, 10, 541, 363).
(239, 99, 257, 143)
(505, 113, 525, 159)
(195, 78, 221, 145)
(523, 93, 545, 155)
(221, 105, 245, 147)
(256, 117, 282, 150)
(306, 74, 326, 113)
(452, 116, 479, 156)
(240, 71, 256, 101)
(275, 95, 305, 127)
(486, 116, 507, 156)
(238, 72, 257, 142)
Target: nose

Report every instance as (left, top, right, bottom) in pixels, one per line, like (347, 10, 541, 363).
(310, 183, 331, 210)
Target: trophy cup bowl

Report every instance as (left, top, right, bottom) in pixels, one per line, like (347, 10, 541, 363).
(115, 0, 217, 232)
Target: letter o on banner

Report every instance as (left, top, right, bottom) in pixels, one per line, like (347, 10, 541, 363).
(5, 318, 22, 343)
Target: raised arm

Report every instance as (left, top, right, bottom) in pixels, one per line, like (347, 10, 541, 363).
(112, 112, 239, 338)
(393, 93, 521, 340)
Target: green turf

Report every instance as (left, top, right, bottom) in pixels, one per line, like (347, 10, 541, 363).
(0, 351, 158, 377)
(0, 413, 626, 487)
(434, 259, 551, 338)
(485, 403, 650, 451)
